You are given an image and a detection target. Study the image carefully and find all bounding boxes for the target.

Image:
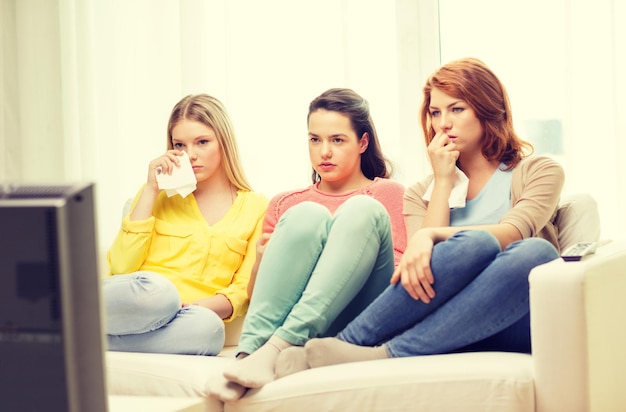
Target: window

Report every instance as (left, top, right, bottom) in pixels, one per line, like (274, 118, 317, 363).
(437, 0, 625, 239)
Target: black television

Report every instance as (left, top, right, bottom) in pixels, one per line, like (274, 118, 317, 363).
(0, 182, 107, 412)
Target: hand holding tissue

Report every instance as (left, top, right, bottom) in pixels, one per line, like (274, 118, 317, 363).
(422, 167, 469, 209)
(155, 151, 197, 198)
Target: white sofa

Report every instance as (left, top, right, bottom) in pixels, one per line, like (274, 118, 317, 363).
(106, 195, 626, 411)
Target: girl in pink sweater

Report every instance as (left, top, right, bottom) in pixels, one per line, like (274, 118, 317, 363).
(210, 88, 407, 400)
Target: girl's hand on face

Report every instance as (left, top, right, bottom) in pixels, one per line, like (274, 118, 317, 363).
(390, 229, 436, 302)
(427, 132, 459, 184)
(146, 150, 184, 192)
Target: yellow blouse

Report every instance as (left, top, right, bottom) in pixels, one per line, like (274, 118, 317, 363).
(107, 188, 268, 321)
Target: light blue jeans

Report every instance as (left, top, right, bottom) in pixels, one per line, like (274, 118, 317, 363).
(338, 230, 560, 357)
(102, 271, 225, 355)
(237, 195, 395, 354)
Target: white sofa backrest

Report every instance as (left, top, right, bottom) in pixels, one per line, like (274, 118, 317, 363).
(555, 193, 601, 250)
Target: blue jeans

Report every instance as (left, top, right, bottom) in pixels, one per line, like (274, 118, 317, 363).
(237, 195, 395, 354)
(103, 271, 225, 355)
(338, 230, 560, 357)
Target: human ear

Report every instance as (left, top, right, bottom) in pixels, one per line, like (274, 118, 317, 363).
(359, 132, 369, 154)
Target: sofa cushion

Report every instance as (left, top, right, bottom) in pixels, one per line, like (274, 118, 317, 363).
(107, 351, 533, 412)
(555, 193, 601, 250)
(105, 312, 242, 390)
(106, 351, 232, 412)
(226, 352, 534, 412)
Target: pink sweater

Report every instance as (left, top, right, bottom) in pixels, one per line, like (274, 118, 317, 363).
(263, 177, 407, 265)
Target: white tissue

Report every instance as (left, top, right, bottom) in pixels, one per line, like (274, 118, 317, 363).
(155, 151, 197, 198)
(422, 167, 469, 209)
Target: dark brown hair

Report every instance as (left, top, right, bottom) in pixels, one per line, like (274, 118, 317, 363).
(307, 88, 393, 182)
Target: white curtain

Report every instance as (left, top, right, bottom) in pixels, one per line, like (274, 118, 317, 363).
(1, 0, 438, 267)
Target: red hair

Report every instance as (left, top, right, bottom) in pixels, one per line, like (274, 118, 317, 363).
(419, 58, 532, 169)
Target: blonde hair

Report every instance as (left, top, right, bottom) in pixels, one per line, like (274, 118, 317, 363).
(167, 94, 252, 191)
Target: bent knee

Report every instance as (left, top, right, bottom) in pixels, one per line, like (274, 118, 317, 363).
(453, 230, 501, 251)
(105, 272, 180, 305)
(183, 307, 226, 355)
(282, 201, 330, 222)
(134, 272, 180, 305)
(335, 195, 389, 226)
(103, 272, 181, 334)
(342, 195, 385, 210)
(274, 202, 331, 241)
(513, 237, 559, 261)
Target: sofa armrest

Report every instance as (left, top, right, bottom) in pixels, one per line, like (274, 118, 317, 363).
(529, 240, 626, 412)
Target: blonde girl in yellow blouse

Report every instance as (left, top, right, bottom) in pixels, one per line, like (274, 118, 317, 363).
(104, 94, 268, 355)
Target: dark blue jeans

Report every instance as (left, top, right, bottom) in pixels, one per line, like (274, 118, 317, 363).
(338, 230, 560, 357)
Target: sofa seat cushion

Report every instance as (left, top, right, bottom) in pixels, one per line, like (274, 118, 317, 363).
(227, 352, 534, 412)
(106, 351, 233, 412)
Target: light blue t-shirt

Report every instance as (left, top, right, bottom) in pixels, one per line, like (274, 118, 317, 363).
(450, 165, 512, 227)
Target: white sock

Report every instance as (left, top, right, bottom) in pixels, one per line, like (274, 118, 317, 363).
(223, 335, 292, 388)
(207, 375, 247, 402)
(274, 346, 309, 378)
(305, 337, 388, 368)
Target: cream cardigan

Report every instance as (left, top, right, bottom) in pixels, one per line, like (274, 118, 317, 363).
(403, 155, 565, 251)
